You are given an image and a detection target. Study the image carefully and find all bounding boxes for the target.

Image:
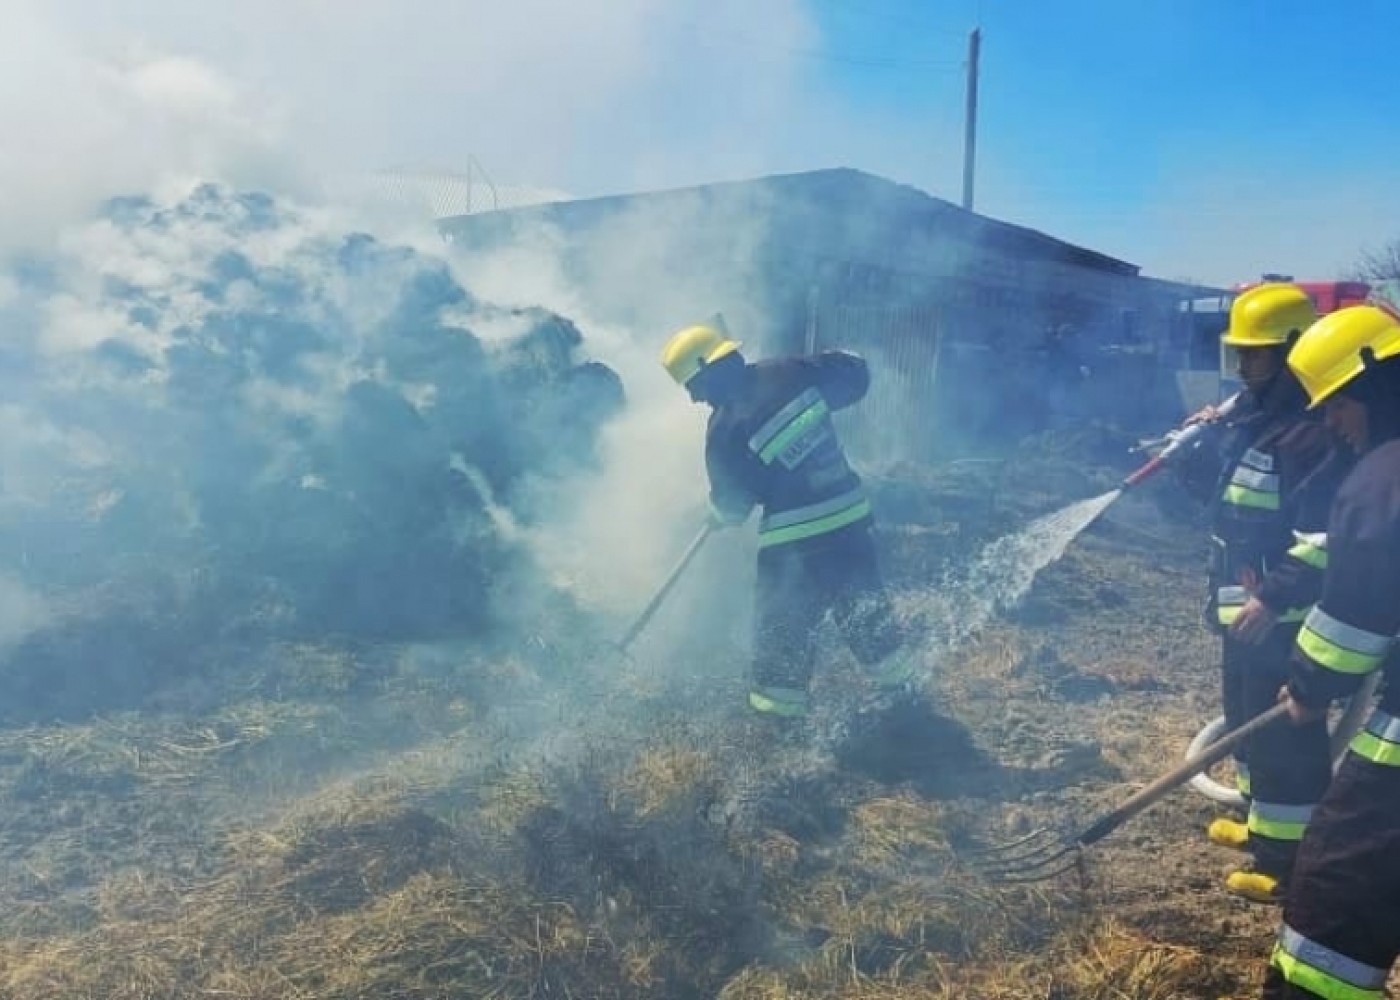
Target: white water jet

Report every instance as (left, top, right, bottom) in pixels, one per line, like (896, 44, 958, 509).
(909, 488, 1123, 665)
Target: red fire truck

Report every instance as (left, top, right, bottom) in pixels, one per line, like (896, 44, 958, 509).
(1237, 275, 1372, 313)
(1177, 276, 1373, 407)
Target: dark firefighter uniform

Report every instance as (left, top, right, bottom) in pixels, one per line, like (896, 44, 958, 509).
(1179, 376, 1346, 878)
(1264, 437, 1400, 999)
(705, 351, 902, 718)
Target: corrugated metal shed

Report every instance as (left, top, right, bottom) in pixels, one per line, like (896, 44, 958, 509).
(442, 167, 1141, 278)
(440, 168, 1227, 457)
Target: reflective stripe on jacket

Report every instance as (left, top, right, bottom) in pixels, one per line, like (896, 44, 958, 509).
(1288, 530, 1329, 570)
(757, 486, 871, 549)
(705, 353, 871, 550)
(1215, 585, 1307, 627)
(1289, 439, 1400, 711)
(1204, 394, 1346, 632)
(1222, 447, 1281, 512)
(748, 387, 830, 468)
(1350, 708, 1400, 767)
(1296, 607, 1392, 677)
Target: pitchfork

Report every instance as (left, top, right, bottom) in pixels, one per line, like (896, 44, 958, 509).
(615, 523, 714, 657)
(965, 702, 1289, 883)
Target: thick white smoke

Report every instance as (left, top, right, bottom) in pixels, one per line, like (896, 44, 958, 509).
(0, 4, 297, 256)
(448, 210, 736, 615)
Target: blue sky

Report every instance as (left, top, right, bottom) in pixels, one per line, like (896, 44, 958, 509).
(6, 0, 1398, 285)
(794, 0, 1400, 282)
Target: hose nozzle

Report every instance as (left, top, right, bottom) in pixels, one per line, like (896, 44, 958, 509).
(1121, 392, 1242, 490)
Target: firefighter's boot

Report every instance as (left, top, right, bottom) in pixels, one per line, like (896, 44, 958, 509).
(1224, 867, 1284, 905)
(1207, 817, 1250, 852)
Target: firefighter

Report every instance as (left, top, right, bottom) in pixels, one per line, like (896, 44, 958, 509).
(1175, 284, 1347, 903)
(660, 320, 907, 724)
(1263, 303, 1400, 999)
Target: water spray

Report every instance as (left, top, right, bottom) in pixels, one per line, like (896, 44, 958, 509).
(992, 393, 1246, 586)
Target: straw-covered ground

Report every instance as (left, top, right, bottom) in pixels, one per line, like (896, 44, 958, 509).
(0, 425, 1377, 999)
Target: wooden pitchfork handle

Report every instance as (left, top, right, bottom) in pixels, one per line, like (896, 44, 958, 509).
(616, 523, 714, 655)
(1074, 701, 1290, 849)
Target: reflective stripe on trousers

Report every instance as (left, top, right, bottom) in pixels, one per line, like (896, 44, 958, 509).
(1236, 760, 1252, 797)
(1249, 801, 1314, 843)
(748, 686, 808, 718)
(1272, 924, 1388, 1000)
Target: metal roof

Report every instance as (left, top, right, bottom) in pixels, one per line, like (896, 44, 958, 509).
(441, 168, 1144, 277)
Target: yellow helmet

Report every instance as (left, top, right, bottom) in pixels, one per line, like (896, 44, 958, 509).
(1288, 304, 1400, 408)
(661, 323, 741, 386)
(1222, 283, 1318, 348)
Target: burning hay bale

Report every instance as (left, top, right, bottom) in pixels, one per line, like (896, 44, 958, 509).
(0, 184, 625, 722)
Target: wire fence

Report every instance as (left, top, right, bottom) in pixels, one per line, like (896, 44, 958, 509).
(817, 301, 944, 468)
(802, 263, 1193, 467)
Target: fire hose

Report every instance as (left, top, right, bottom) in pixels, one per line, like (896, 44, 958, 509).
(1188, 672, 1383, 809)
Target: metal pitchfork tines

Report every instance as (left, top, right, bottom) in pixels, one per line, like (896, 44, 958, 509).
(964, 824, 1090, 884)
(966, 701, 1290, 883)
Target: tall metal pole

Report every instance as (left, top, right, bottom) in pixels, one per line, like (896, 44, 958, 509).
(961, 27, 981, 212)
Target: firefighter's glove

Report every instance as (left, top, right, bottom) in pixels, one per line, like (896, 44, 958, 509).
(1229, 568, 1278, 645)
(707, 502, 749, 531)
(1182, 404, 1220, 428)
(1228, 596, 1279, 645)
